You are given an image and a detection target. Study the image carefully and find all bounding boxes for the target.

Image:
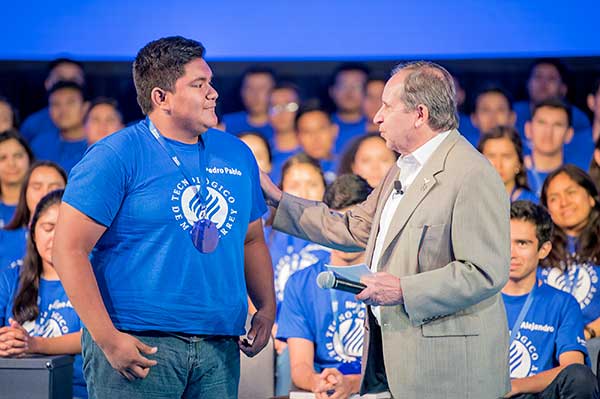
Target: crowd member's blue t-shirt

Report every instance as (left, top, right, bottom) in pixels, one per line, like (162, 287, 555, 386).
(502, 282, 588, 379)
(0, 262, 86, 398)
(320, 158, 338, 185)
(565, 127, 595, 171)
(512, 188, 539, 203)
(267, 228, 330, 319)
(277, 260, 365, 374)
(458, 113, 480, 147)
(20, 107, 58, 143)
(514, 101, 591, 153)
(222, 111, 274, 142)
(331, 113, 367, 154)
(0, 202, 16, 228)
(270, 147, 300, 186)
(63, 120, 267, 335)
(0, 228, 27, 273)
(29, 131, 87, 175)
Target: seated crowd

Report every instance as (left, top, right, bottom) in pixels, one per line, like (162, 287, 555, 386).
(1, 56, 600, 398)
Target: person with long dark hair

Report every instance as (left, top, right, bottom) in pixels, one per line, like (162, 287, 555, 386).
(0, 161, 67, 269)
(338, 133, 397, 188)
(478, 126, 537, 202)
(0, 190, 86, 398)
(540, 165, 600, 341)
(0, 129, 34, 227)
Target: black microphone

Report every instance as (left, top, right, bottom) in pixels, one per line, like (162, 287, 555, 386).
(394, 180, 403, 195)
(316, 271, 366, 294)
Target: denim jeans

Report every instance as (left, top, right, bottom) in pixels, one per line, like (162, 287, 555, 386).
(81, 328, 240, 399)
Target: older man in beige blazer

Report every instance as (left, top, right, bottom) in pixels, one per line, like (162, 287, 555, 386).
(262, 61, 511, 399)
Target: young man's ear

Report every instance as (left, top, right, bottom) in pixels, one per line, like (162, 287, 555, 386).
(151, 88, 169, 112)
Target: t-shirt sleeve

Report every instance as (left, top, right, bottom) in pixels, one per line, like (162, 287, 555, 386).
(246, 148, 267, 223)
(555, 295, 588, 360)
(63, 142, 129, 227)
(276, 274, 314, 342)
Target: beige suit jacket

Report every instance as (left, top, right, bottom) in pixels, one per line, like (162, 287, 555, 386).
(273, 130, 511, 398)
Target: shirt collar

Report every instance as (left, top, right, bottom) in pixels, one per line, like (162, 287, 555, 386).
(396, 129, 451, 169)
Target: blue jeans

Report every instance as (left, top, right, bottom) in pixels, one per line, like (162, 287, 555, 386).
(81, 328, 240, 399)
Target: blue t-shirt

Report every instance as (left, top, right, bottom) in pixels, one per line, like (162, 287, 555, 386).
(331, 113, 367, 154)
(512, 188, 539, 203)
(514, 101, 591, 152)
(63, 120, 267, 335)
(565, 127, 595, 171)
(0, 228, 27, 273)
(0, 202, 16, 228)
(0, 262, 86, 398)
(539, 262, 600, 326)
(277, 260, 365, 374)
(222, 111, 274, 141)
(458, 113, 480, 147)
(502, 283, 588, 378)
(270, 147, 300, 186)
(29, 131, 87, 175)
(526, 167, 549, 197)
(320, 157, 338, 185)
(20, 107, 58, 143)
(267, 228, 330, 318)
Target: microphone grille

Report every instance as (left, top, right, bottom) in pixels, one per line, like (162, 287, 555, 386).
(316, 271, 336, 289)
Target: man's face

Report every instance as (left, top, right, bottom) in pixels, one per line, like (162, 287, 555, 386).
(241, 73, 274, 116)
(471, 92, 516, 134)
(0, 101, 13, 132)
(45, 63, 85, 90)
(84, 104, 124, 145)
(167, 58, 219, 134)
(373, 71, 420, 154)
(297, 111, 337, 160)
(362, 80, 385, 122)
(525, 106, 572, 157)
(330, 70, 367, 114)
(527, 64, 566, 103)
(49, 88, 86, 131)
(509, 219, 549, 282)
(269, 88, 299, 133)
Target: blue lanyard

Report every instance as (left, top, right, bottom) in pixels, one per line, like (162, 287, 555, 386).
(147, 119, 207, 215)
(509, 280, 537, 345)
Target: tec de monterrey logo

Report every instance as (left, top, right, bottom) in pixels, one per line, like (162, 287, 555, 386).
(170, 176, 238, 238)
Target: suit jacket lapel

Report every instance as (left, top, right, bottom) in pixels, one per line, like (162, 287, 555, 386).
(378, 130, 461, 269)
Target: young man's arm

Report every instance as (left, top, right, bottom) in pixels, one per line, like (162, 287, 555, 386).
(239, 218, 276, 357)
(53, 203, 157, 381)
(506, 351, 584, 397)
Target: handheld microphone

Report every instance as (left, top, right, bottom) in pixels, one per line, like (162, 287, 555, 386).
(316, 271, 366, 295)
(393, 180, 403, 195)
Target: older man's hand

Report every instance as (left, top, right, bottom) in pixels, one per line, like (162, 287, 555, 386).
(356, 272, 403, 306)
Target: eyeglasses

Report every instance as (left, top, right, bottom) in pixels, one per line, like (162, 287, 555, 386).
(270, 102, 299, 115)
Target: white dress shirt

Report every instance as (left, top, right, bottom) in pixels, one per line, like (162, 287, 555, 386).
(370, 130, 451, 323)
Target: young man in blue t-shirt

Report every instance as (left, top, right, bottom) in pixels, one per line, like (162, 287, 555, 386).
(278, 174, 372, 399)
(502, 200, 597, 398)
(52, 36, 275, 399)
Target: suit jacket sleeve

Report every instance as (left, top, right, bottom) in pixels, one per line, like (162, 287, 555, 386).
(400, 165, 510, 325)
(272, 174, 388, 252)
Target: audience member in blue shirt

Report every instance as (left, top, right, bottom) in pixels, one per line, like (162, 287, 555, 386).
(20, 58, 85, 143)
(0, 97, 18, 133)
(1, 161, 66, 270)
(0, 130, 33, 227)
(479, 126, 538, 203)
(524, 99, 588, 196)
(470, 86, 516, 143)
(239, 131, 273, 177)
(296, 102, 339, 184)
(278, 174, 373, 399)
(268, 83, 301, 184)
(540, 166, 600, 340)
(0, 190, 87, 398)
(29, 82, 88, 175)
(222, 66, 275, 140)
(514, 59, 590, 144)
(502, 200, 597, 398)
(83, 97, 124, 146)
(328, 63, 369, 153)
(362, 78, 385, 134)
(52, 37, 275, 398)
(337, 133, 397, 189)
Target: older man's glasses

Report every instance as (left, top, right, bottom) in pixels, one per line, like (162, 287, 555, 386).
(270, 102, 299, 115)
